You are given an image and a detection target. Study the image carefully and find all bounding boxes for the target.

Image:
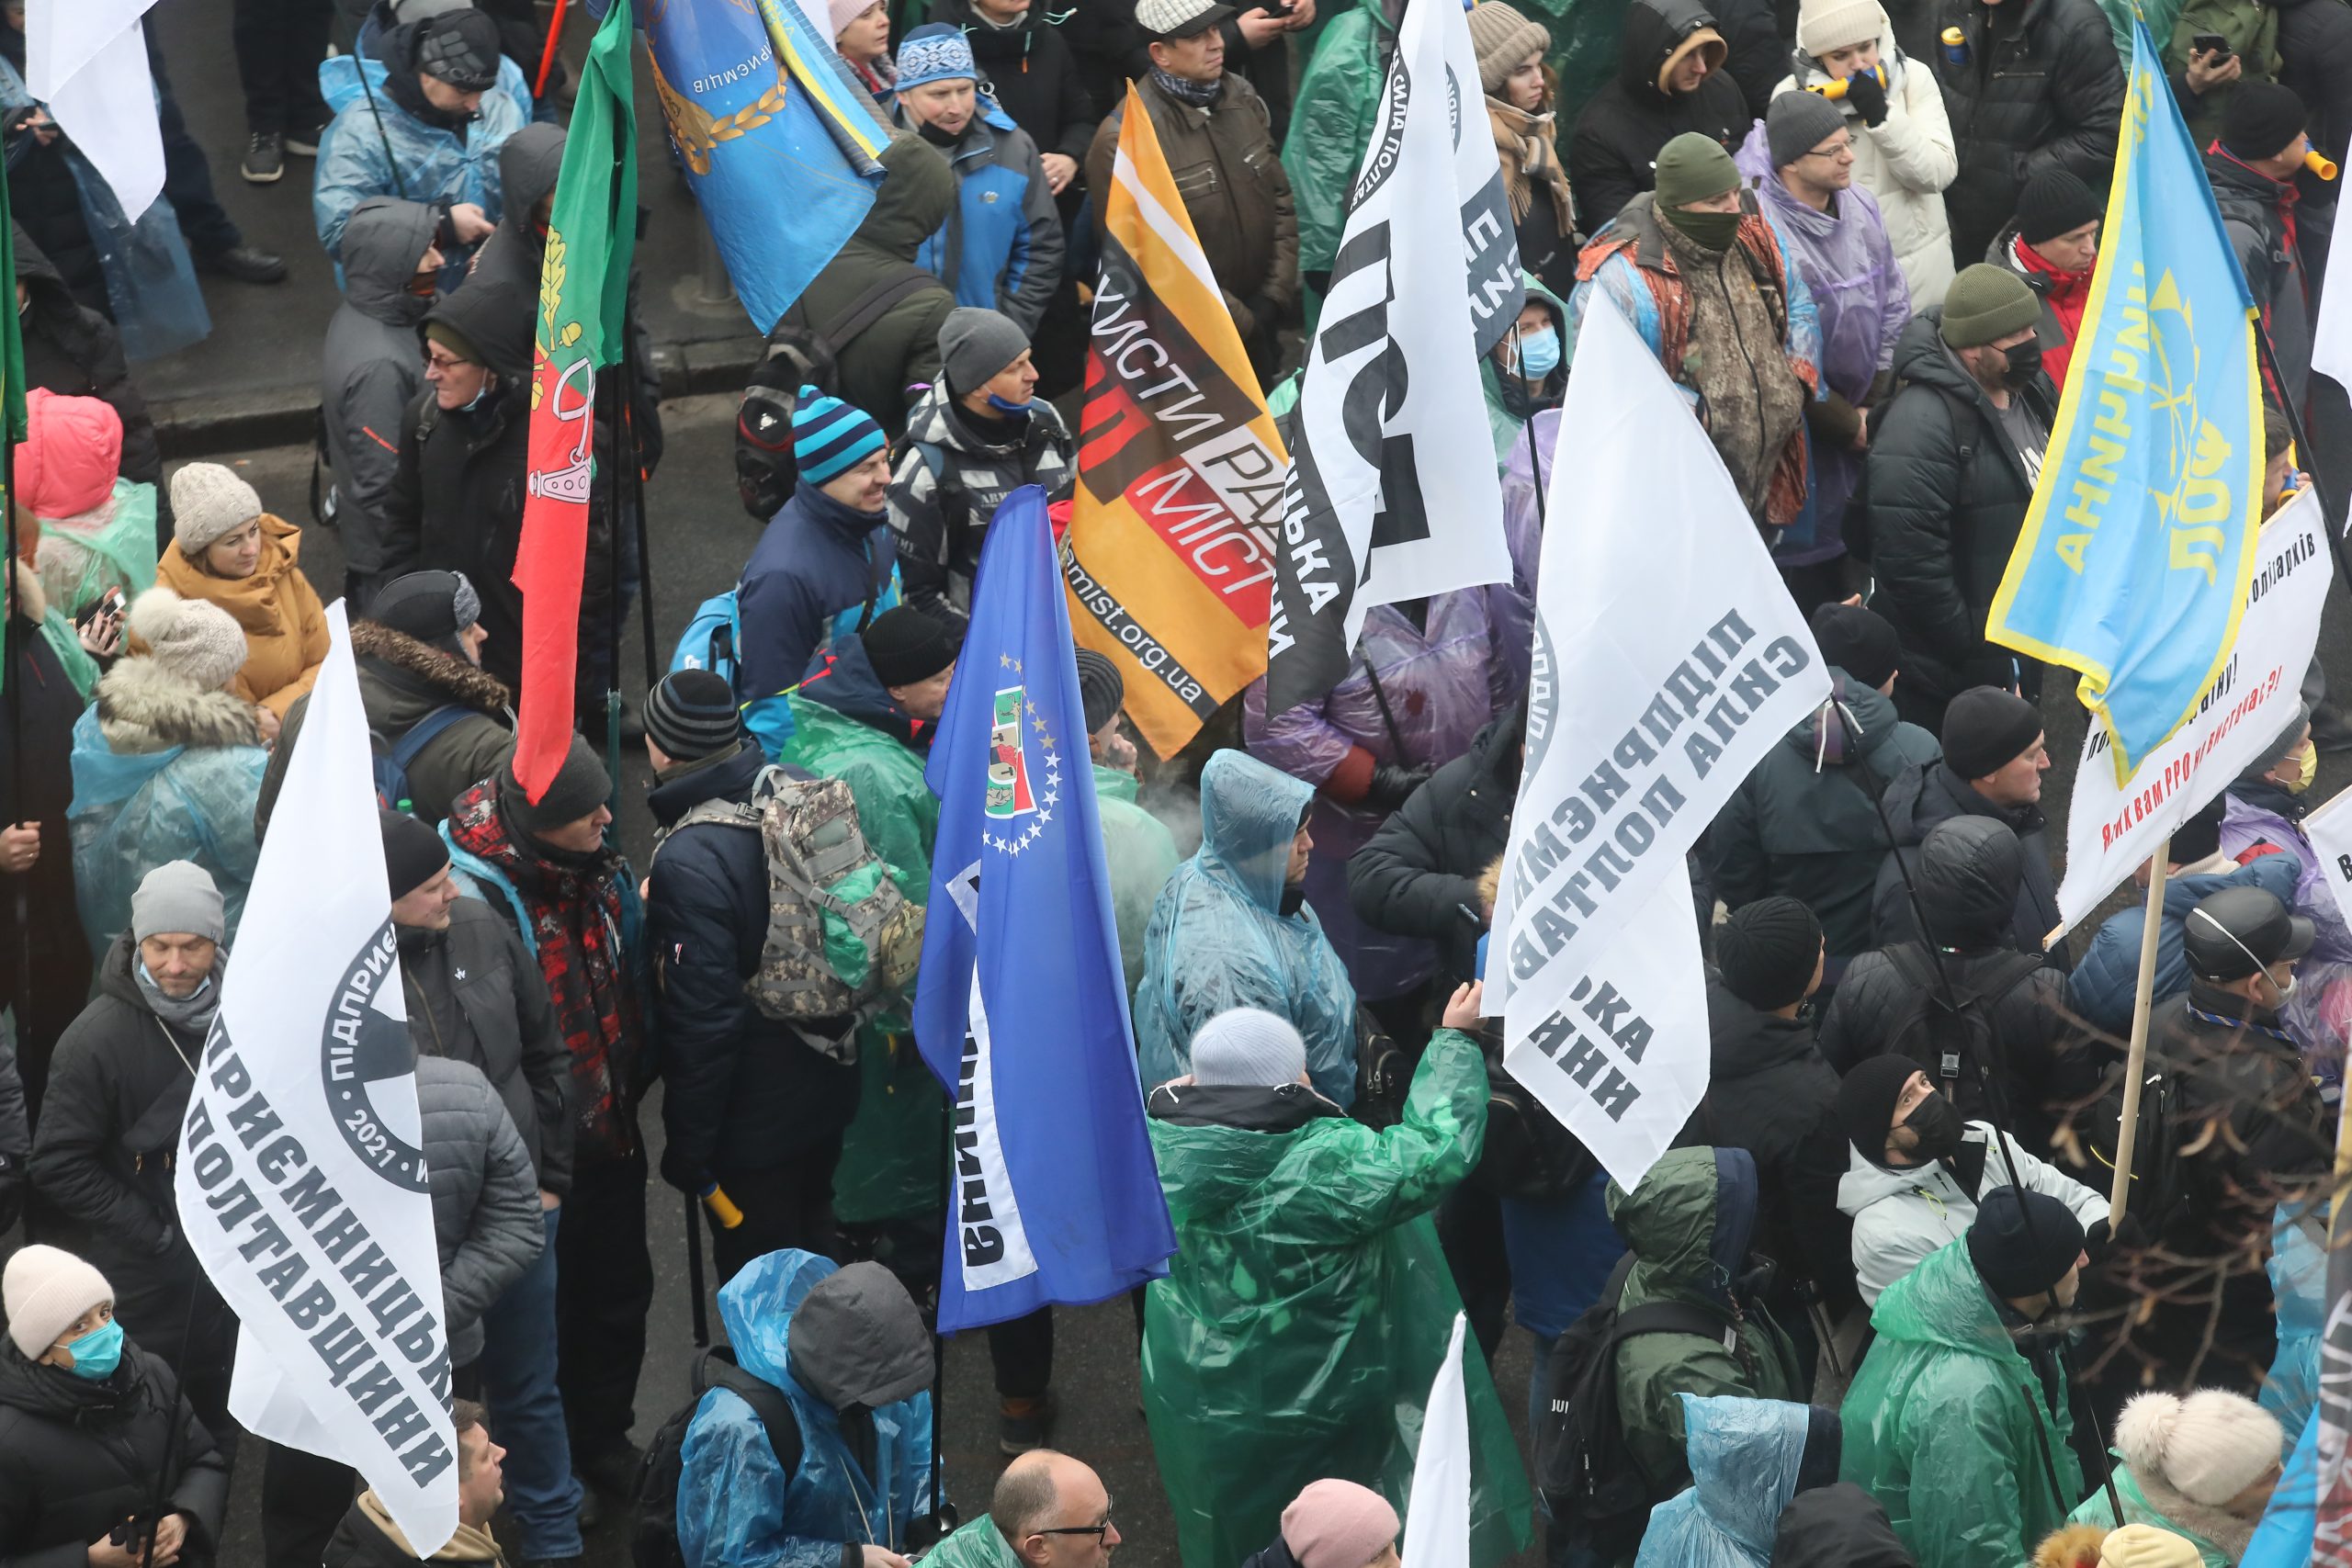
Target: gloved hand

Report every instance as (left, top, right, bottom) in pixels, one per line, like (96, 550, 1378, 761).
(1366, 761, 1432, 811)
(2083, 1213, 2149, 1267)
(1843, 68, 1889, 127)
(659, 1144, 707, 1198)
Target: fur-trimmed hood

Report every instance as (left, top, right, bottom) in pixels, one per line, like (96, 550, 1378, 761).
(95, 656, 262, 754)
(2120, 1471, 2256, 1562)
(351, 619, 512, 717)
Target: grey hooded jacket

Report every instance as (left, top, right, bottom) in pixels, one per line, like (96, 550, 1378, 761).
(323, 197, 437, 577)
(417, 1055, 542, 1367)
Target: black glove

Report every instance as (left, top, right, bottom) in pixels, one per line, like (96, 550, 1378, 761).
(659, 1143, 707, 1198)
(2083, 1213, 2149, 1267)
(1365, 761, 1431, 812)
(1842, 69, 1888, 127)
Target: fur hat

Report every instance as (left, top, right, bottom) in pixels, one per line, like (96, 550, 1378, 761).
(2032, 1525, 2108, 1568)
(1466, 2, 1551, 96)
(2115, 1390, 2282, 1506)
(129, 587, 249, 694)
(169, 462, 264, 556)
(3, 1245, 113, 1361)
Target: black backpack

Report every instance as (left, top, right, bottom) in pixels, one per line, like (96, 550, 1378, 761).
(632, 1346, 804, 1568)
(1881, 945, 2045, 1105)
(1534, 1254, 1734, 1562)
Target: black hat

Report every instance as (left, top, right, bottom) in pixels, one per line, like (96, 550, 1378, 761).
(2183, 886, 2314, 981)
(2171, 794, 2227, 867)
(644, 670, 742, 762)
(2222, 81, 2310, 163)
(415, 8, 502, 90)
(379, 808, 452, 900)
(366, 569, 481, 657)
(502, 737, 612, 835)
(1835, 1054, 1921, 1164)
(2015, 168, 2100, 245)
(1939, 686, 2042, 779)
(861, 607, 958, 688)
(1714, 897, 1822, 1010)
(1809, 602, 1902, 691)
(1073, 648, 1125, 735)
(1966, 1187, 2086, 1299)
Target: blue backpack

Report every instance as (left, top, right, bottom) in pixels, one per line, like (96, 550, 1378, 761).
(671, 591, 743, 685)
(372, 705, 471, 814)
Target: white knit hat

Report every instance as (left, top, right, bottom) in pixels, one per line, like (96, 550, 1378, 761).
(3, 1245, 114, 1361)
(1795, 0, 1887, 57)
(1192, 1008, 1307, 1087)
(169, 461, 264, 555)
(2098, 1525, 2203, 1568)
(2115, 1389, 2283, 1506)
(129, 587, 249, 694)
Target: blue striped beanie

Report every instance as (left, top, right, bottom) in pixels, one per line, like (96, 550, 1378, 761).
(793, 387, 888, 485)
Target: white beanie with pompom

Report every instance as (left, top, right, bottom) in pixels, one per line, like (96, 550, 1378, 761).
(129, 586, 248, 694)
(2115, 1389, 2283, 1506)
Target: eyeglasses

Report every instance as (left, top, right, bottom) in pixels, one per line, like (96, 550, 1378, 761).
(1032, 1499, 1115, 1541)
(1804, 140, 1855, 160)
(424, 349, 479, 371)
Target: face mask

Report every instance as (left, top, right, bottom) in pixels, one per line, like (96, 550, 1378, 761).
(986, 391, 1034, 414)
(2000, 336, 2043, 389)
(2265, 966, 2299, 1002)
(459, 375, 497, 414)
(2285, 741, 2319, 795)
(1899, 1090, 1964, 1163)
(1515, 326, 1562, 380)
(60, 1317, 123, 1381)
(1667, 205, 1743, 253)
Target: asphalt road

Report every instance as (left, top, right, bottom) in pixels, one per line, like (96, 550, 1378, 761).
(127, 401, 2352, 1565)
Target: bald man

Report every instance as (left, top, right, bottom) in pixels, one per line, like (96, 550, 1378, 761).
(922, 1450, 1123, 1568)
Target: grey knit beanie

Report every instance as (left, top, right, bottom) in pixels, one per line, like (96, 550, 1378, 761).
(169, 462, 265, 555)
(131, 860, 225, 942)
(1767, 89, 1849, 169)
(1466, 2, 1551, 96)
(128, 587, 249, 693)
(1191, 1007, 1308, 1087)
(940, 307, 1032, 397)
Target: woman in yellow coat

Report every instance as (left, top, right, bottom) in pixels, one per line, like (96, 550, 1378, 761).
(145, 462, 327, 737)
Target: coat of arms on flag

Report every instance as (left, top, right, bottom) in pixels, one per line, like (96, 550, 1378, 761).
(985, 670, 1060, 846)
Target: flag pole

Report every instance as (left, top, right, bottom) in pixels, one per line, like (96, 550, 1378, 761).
(2256, 324, 2352, 591)
(2107, 842, 2170, 1224)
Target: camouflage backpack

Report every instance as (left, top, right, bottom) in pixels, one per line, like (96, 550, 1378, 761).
(652, 768, 923, 1054)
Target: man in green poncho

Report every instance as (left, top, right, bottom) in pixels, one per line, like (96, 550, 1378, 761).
(1141, 987, 1532, 1568)
(924, 1450, 1122, 1568)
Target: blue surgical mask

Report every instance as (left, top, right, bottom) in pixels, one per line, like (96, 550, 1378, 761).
(1516, 327, 1562, 379)
(61, 1317, 123, 1380)
(986, 391, 1034, 415)
(459, 374, 498, 414)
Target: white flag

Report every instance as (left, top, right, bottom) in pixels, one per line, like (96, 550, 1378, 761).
(1483, 299, 1829, 1190)
(1263, 0, 1521, 714)
(2052, 491, 2330, 934)
(175, 603, 457, 1555)
(1402, 1314, 1473, 1568)
(25, 0, 164, 220)
(2318, 209, 2352, 397)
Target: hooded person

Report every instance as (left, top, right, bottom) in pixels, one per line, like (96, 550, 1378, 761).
(0, 1246, 231, 1568)
(1144, 998, 1531, 1568)
(1135, 750, 1360, 1106)
(1830, 1053, 2108, 1306)
(1285, 0, 1409, 288)
(312, 5, 529, 271)
(1838, 1190, 2090, 1568)
(1986, 167, 2100, 391)
(10, 223, 167, 539)
(320, 197, 442, 604)
(1770, 1483, 1917, 1567)
(677, 1251, 937, 1568)
(1634, 1397, 1842, 1568)
(2219, 705, 2352, 962)
(20, 388, 154, 641)
(2064, 1391, 2283, 1565)
(66, 590, 268, 956)
(1566, 0, 1752, 233)
(148, 461, 332, 723)
(1482, 277, 1569, 460)
(1070, 650, 1181, 1005)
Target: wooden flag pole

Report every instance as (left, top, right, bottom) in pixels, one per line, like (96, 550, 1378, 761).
(2109, 838, 2171, 1224)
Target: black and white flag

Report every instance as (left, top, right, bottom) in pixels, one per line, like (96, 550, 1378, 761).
(1263, 0, 1522, 714)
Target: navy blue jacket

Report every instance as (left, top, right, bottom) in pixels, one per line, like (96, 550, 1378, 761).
(734, 484, 900, 761)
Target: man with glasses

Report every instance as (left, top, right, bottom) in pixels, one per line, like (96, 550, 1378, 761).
(922, 1450, 1122, 1568)
(1735, 90, 1909, 610)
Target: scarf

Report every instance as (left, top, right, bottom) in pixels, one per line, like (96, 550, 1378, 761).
(1486, 96, 1575, 236)
(849, 51, 899, 97)
(1150, 64, 1223, 107)
(136, 956, 224, 1039)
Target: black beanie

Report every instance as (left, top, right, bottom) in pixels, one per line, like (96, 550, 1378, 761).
(1714, 897, 1822, 1010)
(1073, 648, 1124, 735)
(2222, 81, 2310, 163)
(1836, 1054, 1921, 1164)
(1939, 686, 2042, 779)
(861, 607, 959, 688)
(2015, 167, 2100, 245)
(2173, 794, 2226, 866)
(503, 737, 612, 835)
(367, 569, 480, 657)
(380, 807, 452, 900)
(1966, 1187, 2086, 1299)
(1809, 602, 1902, 691)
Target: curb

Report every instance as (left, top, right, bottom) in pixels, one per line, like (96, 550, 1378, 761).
(153, 333, 765, 458)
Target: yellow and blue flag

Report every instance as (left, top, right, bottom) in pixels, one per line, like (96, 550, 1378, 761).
(1986, 16, 2262, 782)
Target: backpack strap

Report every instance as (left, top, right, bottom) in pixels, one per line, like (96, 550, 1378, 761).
(388, 704, 471, 774)
(1612, 1301, 1738, 1354)
(650, 797, 763, 860)
(695, 1347, 805, 1480)
(794, 271, 941, 363)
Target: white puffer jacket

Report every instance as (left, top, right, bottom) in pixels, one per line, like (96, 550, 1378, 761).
(1838, 1120, 2108, 1304)
(1774, 37, 1958, 309)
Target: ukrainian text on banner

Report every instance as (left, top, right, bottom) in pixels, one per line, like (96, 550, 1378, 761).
(2054, 491, 2329, 932)
(1263, 0, 1520, 715)
(642, 0, 888, 332)
(1482, 299, 1827, 1190)
(175, 604, 457, 1555)
(1986, 17, 2262, 783)
(1064, 86, 1286, 759)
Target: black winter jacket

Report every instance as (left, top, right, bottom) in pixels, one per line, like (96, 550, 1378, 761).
(10, 226, 164, 509)
(647, 743, 861, 1186)
(1819, 942, 2074, 1134)
(1929, 0, 2123, 263)
(1055, 0, 1152, 118)
(415, 1055, 543, 1368)
(0, 1345, 229, 1568)
(931, 0, 1100, 166)
(1871, 760, 2072, 972)
(1566, 0, 1752, 234)
(1346, 705, 1521, 987)
(1864, 310, 2058, 709)
(2207, 150, 2314, 412)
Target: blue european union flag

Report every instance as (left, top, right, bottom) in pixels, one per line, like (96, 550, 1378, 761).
(1987, 17, 2263, 783)
(913, 487, 1176, 1334)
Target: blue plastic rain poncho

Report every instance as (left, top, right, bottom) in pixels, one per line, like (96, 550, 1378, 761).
(678, 1250, 935, 1568)
(1135, 750, 1359, 1107)
(0, 59, 208, 363)
(2263, 1204, 2327, 1441)
(312, 39, 526, 275)
(1634, 1396, 1815, 1568)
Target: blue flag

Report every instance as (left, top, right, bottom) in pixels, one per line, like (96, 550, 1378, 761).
(642, 0, 890, 332)
(1985, 17, 2263, 783)
(913, 486, 1176, 1334)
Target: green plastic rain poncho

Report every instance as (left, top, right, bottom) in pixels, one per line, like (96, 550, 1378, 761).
(1094, 762, 1182, 1004)
(1284, 0, 1399, 281)
(1838, 1237, 2085, 1568)
(1139, 1028, 1532, 1568)
(35, 480, 157, 624)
